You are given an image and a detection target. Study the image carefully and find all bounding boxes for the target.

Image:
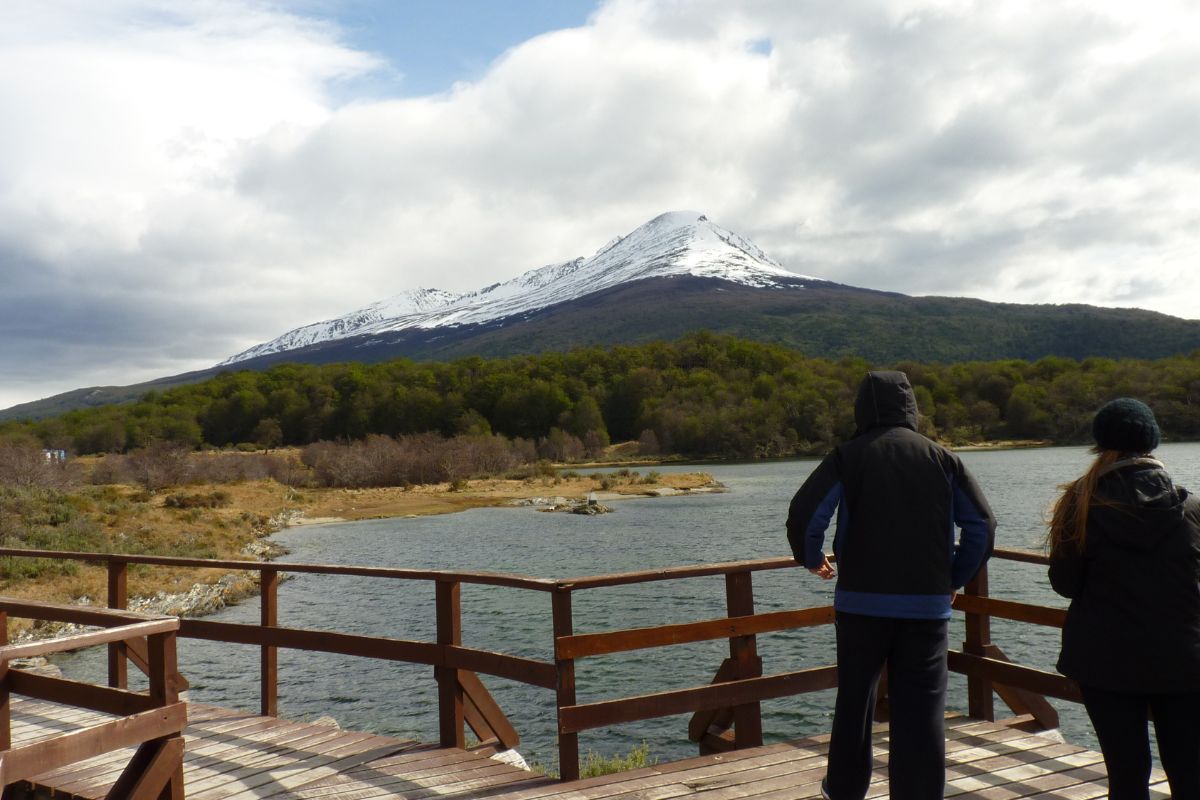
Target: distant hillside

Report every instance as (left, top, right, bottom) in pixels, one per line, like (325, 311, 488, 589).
(3, 210, 1199, 421)
(6, 334, 1200, 459)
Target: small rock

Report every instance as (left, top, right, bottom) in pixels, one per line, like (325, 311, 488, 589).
(570, 502, 612, 515)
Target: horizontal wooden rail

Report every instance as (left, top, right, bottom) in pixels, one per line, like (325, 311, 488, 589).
(181, 619, 558, 689)
(952, 594, 1066, 628)
(0, 618, 178, 662)
(0, 546, 1048, 587)
(0, 598, 166, 628)
(9, 671, 158, 717)
(0, 542, 1075, 783)
(182, 619, 439, 662)
(558, 666, 838, 734)
(560, 547, 1045, 590)
(558, 606, 835, 659)
(0, 703, 186, 786)
(0, 547, 557, 591)
(561, 556, 799, 591)
(991, 547, 1050, 566)
(948, 650, 1081, 703)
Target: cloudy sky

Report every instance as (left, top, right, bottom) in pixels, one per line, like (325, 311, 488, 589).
(2, 0, 1199, 410)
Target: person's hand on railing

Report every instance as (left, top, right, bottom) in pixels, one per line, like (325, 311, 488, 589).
(808, 556, 836, 580)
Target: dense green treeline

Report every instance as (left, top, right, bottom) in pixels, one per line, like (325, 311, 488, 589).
(5, 333, 1200, 459)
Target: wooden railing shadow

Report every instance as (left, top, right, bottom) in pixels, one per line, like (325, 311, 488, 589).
(0, 546, 1075, 783)
(0, 600, 187, 799)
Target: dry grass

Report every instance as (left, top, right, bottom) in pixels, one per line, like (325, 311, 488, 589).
(2, 468, 718, 629)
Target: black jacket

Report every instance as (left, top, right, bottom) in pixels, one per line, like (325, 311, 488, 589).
(1049, 458, 1200, 692)
(787, 371, 996, 619)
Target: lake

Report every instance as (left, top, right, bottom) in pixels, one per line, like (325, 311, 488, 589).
(52, 442, 1200, 770)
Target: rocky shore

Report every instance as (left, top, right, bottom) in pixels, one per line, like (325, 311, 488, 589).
(15, 475, 721, 645)
(14, 531, 288, 645)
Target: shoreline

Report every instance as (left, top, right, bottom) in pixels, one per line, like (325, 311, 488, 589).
(285, 479, 726, 527)
(13, 470, 723, 640)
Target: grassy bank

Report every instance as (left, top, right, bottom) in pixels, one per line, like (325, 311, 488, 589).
(1, 459, 718, 636)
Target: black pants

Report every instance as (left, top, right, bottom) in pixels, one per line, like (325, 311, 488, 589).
(1080, 684, 1200, 800)
(826, 612, 948, 800)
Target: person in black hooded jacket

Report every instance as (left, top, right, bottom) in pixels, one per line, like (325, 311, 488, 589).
(787, 371, 995, 800)
(1048, 398, 1200, 800)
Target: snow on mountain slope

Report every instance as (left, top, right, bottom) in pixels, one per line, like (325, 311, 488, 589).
(221, 212, 814, 365)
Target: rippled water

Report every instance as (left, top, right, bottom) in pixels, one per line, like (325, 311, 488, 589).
(52, 443, 1200, 769)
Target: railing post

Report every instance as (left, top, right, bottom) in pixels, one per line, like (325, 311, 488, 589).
(261, 568, 279, 717)
(146, 627, 185, 800)
(963, 564, 994, 720)
(552, 588, 579, 782)
(1, 609, 10, 753)
(147, 630, 180, 708)
(725, 571, 763, 748)
(107, 558, 128, 689)
(435, 579, 464, 749)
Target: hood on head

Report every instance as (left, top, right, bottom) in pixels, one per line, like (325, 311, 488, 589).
(1093, 462, 1187, 551)
(854, 371, 919, 434)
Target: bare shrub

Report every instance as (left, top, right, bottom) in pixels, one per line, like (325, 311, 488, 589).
(0, 444, 76, 490)
(537, 428, 585, 462)
(190, 452, 289, 484)
(301, 433, 539, 488)
(164, 490, 231, 509)
(123, 442, 192, 491)
(88, 454, 127, 485)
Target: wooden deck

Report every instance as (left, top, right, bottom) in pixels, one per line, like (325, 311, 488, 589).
(8, 698, 1169, 800)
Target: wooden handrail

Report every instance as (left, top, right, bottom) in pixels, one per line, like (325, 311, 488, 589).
(560, 556, 799, 590)
(0, 598, 173, 628)
(0, 547, 556, 591)
(992, 546, 1050, 565)
(1, 600, 187, 797)
(0, 704, 187, 787)
(952, 593, 1066, 627)
(0, 544, 1073, 784)
(0, 545, 1049, 587)
(0, 618, 179, 662)
(557, 606, 835, 660)
(559, 666, 839, 734)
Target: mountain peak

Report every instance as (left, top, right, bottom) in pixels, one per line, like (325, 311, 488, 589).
(220, 213, 813, 366)
(646, 209, 708, 227)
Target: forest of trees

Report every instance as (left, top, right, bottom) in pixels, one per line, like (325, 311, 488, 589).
(4, 333, 1200, 460)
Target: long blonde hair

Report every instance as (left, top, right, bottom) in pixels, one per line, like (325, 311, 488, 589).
(1046, 449, 1122, 556)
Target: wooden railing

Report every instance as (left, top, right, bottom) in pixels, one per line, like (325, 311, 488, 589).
(0, 546, 1074, 782)
(0, 600, 186, 799)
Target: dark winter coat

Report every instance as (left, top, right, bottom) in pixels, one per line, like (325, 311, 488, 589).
(786, 371, 996, 619)
(1049, 458, 1200, 692)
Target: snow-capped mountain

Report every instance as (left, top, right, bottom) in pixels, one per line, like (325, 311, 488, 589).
(220, 212, 813, 365)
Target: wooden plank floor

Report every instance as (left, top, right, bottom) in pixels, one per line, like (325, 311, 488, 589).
(11, 698, 549, 800)
(9, 699, 1170, 799)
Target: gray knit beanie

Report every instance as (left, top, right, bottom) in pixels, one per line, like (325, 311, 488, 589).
(1092, 398, 1160, 453)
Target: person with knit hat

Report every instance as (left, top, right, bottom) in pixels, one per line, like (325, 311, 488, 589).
(1048, 398, 1200, 799)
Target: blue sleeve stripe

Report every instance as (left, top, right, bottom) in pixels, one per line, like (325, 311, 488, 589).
(834, 589, 952, 620)
(950, 480, 991, 589)
(805, 482, 842, 568)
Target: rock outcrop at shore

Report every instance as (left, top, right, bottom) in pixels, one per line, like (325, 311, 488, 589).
(15, 528, 289, 645)
(15, 572, 264, 645)
(509, 496, 613, 514)
(130, 573, 260, 617)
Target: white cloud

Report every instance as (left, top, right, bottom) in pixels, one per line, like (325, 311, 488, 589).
(2, 0, 1199, 409)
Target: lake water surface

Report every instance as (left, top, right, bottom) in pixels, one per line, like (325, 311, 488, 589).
(54, 443, 1200, 769)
